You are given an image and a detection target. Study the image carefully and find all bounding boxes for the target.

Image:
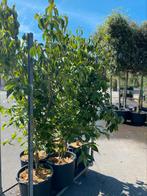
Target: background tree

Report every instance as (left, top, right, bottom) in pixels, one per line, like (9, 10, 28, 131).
(134, 22, 147, 110)
(93, 22, 116, 106)
(94, 12, 135, 108)
(0, 0, 20, 77)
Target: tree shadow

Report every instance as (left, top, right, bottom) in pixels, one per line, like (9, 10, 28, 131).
(62, 170, 147, 196)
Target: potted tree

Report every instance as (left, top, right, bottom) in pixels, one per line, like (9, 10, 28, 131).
(67, 36, 120, 175)
(131, 22, 147, 126)
(93, 13, 135, 123)
(35, 1, 119, 190)
(0, 1, 55, 195)
(1, 0, 77, 192)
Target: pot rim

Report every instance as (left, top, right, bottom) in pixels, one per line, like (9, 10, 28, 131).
(47, 151, 76, 166)
(20, 151, 50, 163)
(16, 163, 53, 186)
(131, 112, 147, 115)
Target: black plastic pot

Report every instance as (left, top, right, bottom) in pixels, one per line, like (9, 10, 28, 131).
(141, 107, 147, 112)
(131, 112, 146, 126)
(48, 151, 76, 191)
(69, 145, 88, 175)
(20, 151, 30, 167)
(20, 151, 49, 167)
(115, 110, 131, 123)
(126, 110, 132, 121)
(17, 163, 53, 196)
(112, 105, 119, 110)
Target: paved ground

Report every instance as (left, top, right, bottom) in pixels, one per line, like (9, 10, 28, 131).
(62, 124, 147, 196)
(0, 91, 147, 195)
(0, 91, 21, 192)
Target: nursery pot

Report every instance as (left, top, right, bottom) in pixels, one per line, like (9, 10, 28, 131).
(69, 144, 88, 175)
(20, 151, 31, 167)
(16, 162, 53, 196)
(115, 109, 131, 123)
(131, 112, 146, 126)
(141, 107, 147, 112)
(48, 151, 76, 190)
(20, 151, 49, 167)
(125, 110, 132, 121)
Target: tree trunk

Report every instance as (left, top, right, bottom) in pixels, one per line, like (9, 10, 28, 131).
(124, 71, 128, 108)
(118, 73, 121, 108)
(110, 74, 112, 105)
(139, 75, 144, 111)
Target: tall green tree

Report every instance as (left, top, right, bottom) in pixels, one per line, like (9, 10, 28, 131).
(0, 0, 20, 76)
(93, 21, 116, 106)
(134, 22, 147, 110)
(94, 13, 136, 108)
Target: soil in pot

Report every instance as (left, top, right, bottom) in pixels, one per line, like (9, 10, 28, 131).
(131, 112, 146, 126)
(69, 141, 87, 175)
(70, 141, 82, 149)
(17, 163, 53, 196)
(20, 150, 48, 167)
(48, 151, 76, 190)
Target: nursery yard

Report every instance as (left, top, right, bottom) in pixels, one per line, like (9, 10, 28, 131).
(61, 124, 147, 196)
(1, 90, 147, 195)
(4, 124, 147, 195)
(1, 0, 147, 195)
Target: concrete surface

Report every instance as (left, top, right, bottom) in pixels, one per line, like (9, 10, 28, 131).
(62, 124, 147, 196)
(0, 91, 22, 192)
(0, 91, 147, 195)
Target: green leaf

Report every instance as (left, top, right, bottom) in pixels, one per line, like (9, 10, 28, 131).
(11, 132, 17, 140)
(2, 123, 7, 131)
(17, 137, 22, 143)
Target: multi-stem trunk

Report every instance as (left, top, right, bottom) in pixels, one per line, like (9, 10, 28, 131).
(124, 71, 128, 108)
(139, 74, 144, 111)
(58, 138, 67, 161)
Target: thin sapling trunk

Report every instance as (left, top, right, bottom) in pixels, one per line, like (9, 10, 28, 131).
(118, 73, 121, 108)
(139, 74, 144, 111)
(110, 74, 113, 105)
(124, 71, 128, 108)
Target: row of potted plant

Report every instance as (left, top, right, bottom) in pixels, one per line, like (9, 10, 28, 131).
(115, 106, 147, 126)
(18, 141, 91, 195)
(0, 1, 120, 196)
(93, 12, 147, 110)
